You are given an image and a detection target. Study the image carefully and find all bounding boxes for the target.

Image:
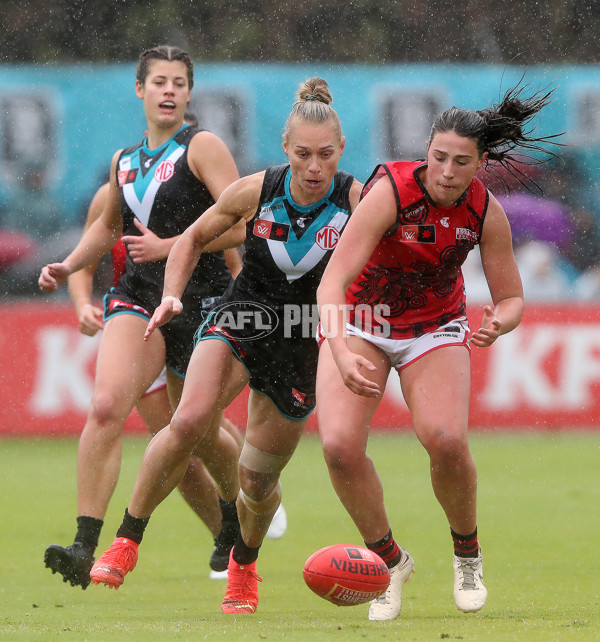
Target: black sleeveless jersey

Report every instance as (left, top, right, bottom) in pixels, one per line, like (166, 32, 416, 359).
(115, 124, 230, 312)
(225, 164, 354, 312)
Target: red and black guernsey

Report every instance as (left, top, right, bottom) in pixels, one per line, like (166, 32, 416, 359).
(111, 238, 127, 287)
(346, 161, 489, 339)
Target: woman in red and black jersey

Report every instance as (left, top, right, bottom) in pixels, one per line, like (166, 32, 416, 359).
(316, 83, 562, 620)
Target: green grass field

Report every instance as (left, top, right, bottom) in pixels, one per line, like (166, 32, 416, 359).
(1, 432, 599, 641)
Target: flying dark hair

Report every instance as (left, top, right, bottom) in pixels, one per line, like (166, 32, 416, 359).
(136, 45, 194, 90)
(429, 79, 563, 190)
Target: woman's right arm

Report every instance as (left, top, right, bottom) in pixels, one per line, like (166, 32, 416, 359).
(67, 182, 110, 335)
(38, 151, 123, 292)
(317, 176, 397, 396)
(144, 172, 263, 338)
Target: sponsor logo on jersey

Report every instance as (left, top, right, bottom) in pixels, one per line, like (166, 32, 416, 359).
(440, 216, 450, 228)
(315, 225, 340, 250)
(155, 160, 175, 183)
(401, 224, 436, 243)
(117, 168, 139, 186)
(253, 219, 290, 242)
(400, 201, 428, 224)
(456, 227, 478, 242)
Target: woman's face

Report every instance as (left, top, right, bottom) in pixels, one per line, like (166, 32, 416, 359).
(282, 119, 345, 205)
(424, 131, 486, 207)
(135, 59, 191, 130)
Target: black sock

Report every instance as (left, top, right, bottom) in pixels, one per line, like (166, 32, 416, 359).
(365, 529, 403, 568)
(116, 508, 150, 545)
(231, 533, 260, 565)
(451, 527, 479, 558)
(219, 498, 239, 525)
(74, 515, 103, 553)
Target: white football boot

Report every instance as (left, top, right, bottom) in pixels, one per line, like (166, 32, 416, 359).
(453, 549, 487, 613)
(368, 548, 414, 621)
(266, 504, 287, 540)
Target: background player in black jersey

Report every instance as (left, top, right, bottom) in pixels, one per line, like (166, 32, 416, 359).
(38, 46, 245, 589)
(89, 78, 362, 614)
(65, 111, 245, 573)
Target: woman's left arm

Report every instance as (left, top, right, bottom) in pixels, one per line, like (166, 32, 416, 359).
(187, 130, 246, 252)
(474, 194, 524, 348)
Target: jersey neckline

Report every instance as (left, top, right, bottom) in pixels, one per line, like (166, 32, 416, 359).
(142, 124, 190, 155)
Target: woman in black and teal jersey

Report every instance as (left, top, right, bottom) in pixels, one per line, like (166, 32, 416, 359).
(91, 77, 362, 615)
(38, 46, 245, 589)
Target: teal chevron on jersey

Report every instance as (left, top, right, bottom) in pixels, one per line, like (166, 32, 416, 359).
(115, 124, 229, 313)
(233, 165, 354, 305)
(119, 125, 188, 227)
(260, 170, 344, 266)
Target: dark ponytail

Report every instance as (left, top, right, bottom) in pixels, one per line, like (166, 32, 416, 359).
(430, 79, 563, 189)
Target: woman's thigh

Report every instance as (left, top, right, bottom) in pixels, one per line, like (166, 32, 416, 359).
(92, 314, 166, 416)
(173, 338, 249, 424)
(399, 345, 471, 445)
(244, 390, 308, 459)
(316, 336, 391, 453)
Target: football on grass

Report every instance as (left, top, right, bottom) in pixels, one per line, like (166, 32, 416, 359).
(303, 544, 390, 606)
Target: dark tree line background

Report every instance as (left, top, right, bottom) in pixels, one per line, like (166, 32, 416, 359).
(2, 0, 600, 65)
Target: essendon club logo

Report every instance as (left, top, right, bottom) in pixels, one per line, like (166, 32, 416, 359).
(117, 168, 138, 186)
(315, 226, 340, 250)
(253, 219, 290, 242)
(155, 160, 175, 183)
(401, 224, 436, 243)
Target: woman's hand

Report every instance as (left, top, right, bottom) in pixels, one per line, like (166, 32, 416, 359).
(38, 263, 71, 292)
(123, 218, 170, 263)
(77, 303, 104, 336)
(144, 296, 183, 341)
(334, 350, 381, 397)
(471, 305, 502, 347)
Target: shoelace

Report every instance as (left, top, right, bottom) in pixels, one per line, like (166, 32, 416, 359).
(457, 558, 480, 591)
(373, 557, 407, 604)
(374, 589, 390, 605)
(226, 566, 263, 600)
(105, 541, 136, 570)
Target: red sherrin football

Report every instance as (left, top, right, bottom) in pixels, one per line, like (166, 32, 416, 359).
(303, 544, 390, 606)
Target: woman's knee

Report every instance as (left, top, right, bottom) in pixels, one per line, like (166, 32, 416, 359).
(88, 391, 130, 431)
(170, 403, 214, 448)
(421, 426, 470, 465)
(321, 432, 364, 473)
(239, 468, 279, 503)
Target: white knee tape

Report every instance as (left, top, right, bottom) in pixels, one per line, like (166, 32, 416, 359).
(239, 483, 282, 516)
(239, 441, 290, 474)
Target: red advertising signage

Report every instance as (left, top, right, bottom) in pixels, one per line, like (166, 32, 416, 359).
(0, 302, 598, 436)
